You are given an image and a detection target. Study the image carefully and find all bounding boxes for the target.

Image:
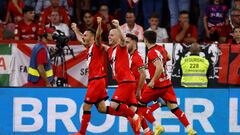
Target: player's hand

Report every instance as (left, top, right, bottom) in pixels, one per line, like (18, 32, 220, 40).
(136, 89, 141, 100)
(112, 19, 120, 28)
(97, 17, 102, 24)
(148, 80, 154, 88)
(71, 23, 78, 31)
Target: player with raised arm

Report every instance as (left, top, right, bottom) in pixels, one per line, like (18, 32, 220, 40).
(102, 19, 143, 133)
(70, 17, 110, 135)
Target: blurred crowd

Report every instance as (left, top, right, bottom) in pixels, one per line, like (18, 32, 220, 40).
(0, 0, 239, 44)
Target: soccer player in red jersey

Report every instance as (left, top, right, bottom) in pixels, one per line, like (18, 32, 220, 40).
(102, 19, 142, 133)
(70, 17, 111, 135)
(139, 30, 197, 135)
(125, 33, 154, 135)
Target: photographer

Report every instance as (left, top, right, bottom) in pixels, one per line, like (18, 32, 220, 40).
(25, 27, 55, 87)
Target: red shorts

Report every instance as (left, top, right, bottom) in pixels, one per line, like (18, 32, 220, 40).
(112, 82, 138, 105)
(140, 85, 177, 104)
(84, 78, 108, 104)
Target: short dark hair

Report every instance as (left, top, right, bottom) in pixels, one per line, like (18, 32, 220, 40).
(179, 10, 189, 16)
(83, 10, 93, 16)
(86, 28, 96, 37)
(144, 31, 157, 44)
(126, 33, 138, 42)
(126, 9, 135, 15)
(22, 6, 34, 14)
(149, 12, 160, 20)
(99, 3, 109, 10)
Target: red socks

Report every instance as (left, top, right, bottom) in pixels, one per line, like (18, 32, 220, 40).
(79, 111, 91, 134)
(171, 107, 190, 127)
(138, 107, 155, 123)
(141, 118, 149, 130)
(118, 104, 135, 118)
(149, 103, 160, 112)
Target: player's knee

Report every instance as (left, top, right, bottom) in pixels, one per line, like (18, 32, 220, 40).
(97, 106, 106, 113)
(130, 105, 137, 112)
(167, 102, 178, 109)
(110, 101, 119, 110)
(83, 103, 92, 111)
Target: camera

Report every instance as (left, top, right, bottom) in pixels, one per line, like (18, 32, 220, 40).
(52, 30, 69, 49)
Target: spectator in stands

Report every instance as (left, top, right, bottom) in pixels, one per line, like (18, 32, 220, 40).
(220, 8, 240, 43)
(40, 0, 70, 25)
(119, 0, 139, 24)
(168, 0, 190, 27)
(78, 10, 108, 42)
(142, 0, 163, 29)
(180, 43, 209, 87)
(147, 12, 168, 43)
(14, 6, 38, 40)
(231, 0, 240, 9)
(229, 26, 240, 44)
(94, 3, 114, 31)
(75, 0, 91, 24)
(4, 0, 25, 24)
(204, 0, 228, 42)
(121, 9, 144, 41)
(35, 0, 68, 16)
(230, 8, 240, 28)
(171, 11, 198, 44)
(78, 11, 97, 33)
(46, 11, 69, 37)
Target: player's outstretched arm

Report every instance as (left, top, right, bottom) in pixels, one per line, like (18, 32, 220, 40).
(71, 23, 84, 44)
(148, 59, 164, 88)
(112, 19, 125, 47)
(95, 17, 103, 46)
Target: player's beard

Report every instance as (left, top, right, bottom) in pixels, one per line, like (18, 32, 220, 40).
(128, 46, 133, 53)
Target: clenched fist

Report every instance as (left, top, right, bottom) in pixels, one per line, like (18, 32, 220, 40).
(112, 19, 120, 28)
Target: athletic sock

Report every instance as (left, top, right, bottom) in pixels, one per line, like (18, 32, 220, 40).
(171, 107, 190, 127)
(138, 107, 155, 123)
(79, 111, 91, 134)
(149, 103, 160, 112)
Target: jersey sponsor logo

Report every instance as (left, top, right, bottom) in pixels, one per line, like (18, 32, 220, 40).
(32, 27, 36, 32)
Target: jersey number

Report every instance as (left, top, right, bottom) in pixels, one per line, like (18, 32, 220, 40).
(190, 64, 199, 68)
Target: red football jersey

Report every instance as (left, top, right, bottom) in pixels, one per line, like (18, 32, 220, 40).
(87, 43, 107, 80)
(108, 45, 135, 83)
(130, 50, 145, 86)
(14, 20, 38, 40)
(7, 0, 24, 18)
(147, 45, 172, 87)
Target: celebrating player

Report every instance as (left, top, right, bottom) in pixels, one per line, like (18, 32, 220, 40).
(125, 33, 154, 135)
(70, 17, 110, 135)
(103, 19, 143, 133)
(139, 30, 197, 135)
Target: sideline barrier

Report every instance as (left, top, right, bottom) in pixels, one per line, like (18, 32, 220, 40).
(0, 88, 240, 135)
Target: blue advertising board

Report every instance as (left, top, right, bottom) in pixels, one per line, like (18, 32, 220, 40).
(0, 88, 239, 135)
